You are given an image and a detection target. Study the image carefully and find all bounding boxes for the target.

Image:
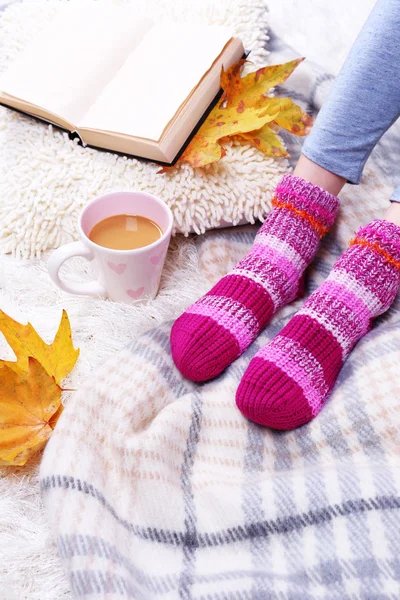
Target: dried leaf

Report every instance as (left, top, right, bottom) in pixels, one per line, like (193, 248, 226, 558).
(0, 358, 62, 466)
(167, 57, 312, 170)
(207, 102, 281, 136)
(238, 126, 289, 157)
(273, 97, 313, 135)
(178, 134, 226, 169)
(177, 97, 281, 168)
(0, 309, 79, 384)
(221, 58, 305, 109)
(220, 58, 247, 105)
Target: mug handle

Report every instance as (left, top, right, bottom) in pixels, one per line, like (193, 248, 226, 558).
(48, 241, 106, 297)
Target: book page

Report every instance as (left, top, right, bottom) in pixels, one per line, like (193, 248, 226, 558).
(79, 23, 233, 141)
(0, 2, 153, 125)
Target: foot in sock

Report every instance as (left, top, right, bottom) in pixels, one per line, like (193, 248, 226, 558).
(170, 174, 339, 382)
(236, 219, 400, 430)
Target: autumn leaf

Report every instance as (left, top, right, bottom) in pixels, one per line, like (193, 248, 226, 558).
(238, 125, 289, 157)
(0, 358, 62, 466)
(273, 97, 313, 135)
(0, 310, 78, 466)
(178, 101, 282, 168)
(0, 309, 79, 384)
(221, 58, 304, 109)
(236, 97, 313, 156)
(164, 57, 313, 170)
(220, 58, 247, 106)
(178, 134, 226, 168)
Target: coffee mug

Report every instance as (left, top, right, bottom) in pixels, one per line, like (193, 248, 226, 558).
(48, 191, 173, 303)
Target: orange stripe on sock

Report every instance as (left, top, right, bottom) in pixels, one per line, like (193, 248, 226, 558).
(349, 236, 400, 272)
(271, 197, 328, 238)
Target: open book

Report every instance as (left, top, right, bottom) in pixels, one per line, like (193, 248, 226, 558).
(0, 3, 244, 164)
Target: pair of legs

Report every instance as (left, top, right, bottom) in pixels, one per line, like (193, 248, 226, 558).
(171, 0, 400, 429)
(298, 0, 400, 224)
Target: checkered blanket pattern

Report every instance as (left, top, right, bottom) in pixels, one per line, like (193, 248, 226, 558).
(40, 212, 400, 598)
(39, 9, 400, 599)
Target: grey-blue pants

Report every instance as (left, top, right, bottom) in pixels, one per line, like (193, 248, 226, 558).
(302, 0, 400, 201)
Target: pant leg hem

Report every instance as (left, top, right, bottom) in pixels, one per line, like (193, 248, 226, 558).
(389, 188, 400, 202)
(301, 147, 362, 185)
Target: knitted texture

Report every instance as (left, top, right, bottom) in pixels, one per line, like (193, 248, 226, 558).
(236, 219, 400, 430)
(170, 174, 339, 381)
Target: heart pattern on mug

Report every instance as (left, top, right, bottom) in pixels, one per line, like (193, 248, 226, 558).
(126, 287, 144, 300)
(150, 253, 163, 266)
(108, 262, 127, 275)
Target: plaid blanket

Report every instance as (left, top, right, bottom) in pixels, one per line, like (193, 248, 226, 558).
(40, 18, 400, 600)
(40, 182, 400, 598)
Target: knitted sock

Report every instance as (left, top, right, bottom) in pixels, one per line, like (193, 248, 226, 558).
(236, 219, 400, 430)
(170, 174, 339, 382)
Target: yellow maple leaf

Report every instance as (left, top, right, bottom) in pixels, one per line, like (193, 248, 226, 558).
(0, 358, 62, 466)
(165, 58, 313, 170)
(0, 309, 79, 384)
(0, 310, 78, 466)
(272, 97, 313, 135)
(178, 101, 282, 168)
(238, 125, 289, 157)
(221, 58, 305, 109)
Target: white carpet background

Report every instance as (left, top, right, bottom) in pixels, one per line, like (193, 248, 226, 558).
(0, 0, 290, 259)
(0, 1, 379, 598)
(0, 0, 280, 597)
(0, 234, 206, 600)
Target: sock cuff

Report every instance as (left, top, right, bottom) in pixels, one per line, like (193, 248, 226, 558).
(274, 174, 340, 234)
(351, 219, 400, 270)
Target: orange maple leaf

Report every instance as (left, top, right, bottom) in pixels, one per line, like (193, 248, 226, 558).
(0, 358, 62, 466)
(0, 310, 79, 466)
(0, 309, 79, 384)
(161, 58, 313, 171)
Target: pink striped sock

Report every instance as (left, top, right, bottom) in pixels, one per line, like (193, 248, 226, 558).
(170, 174, 339, 381)
(236, 219, 400, 430)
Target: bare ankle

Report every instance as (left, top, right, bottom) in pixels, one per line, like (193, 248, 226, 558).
(294, 154, 346, 196)
(383, 202, 400, 227)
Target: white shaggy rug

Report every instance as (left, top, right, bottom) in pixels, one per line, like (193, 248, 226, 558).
(0, 0, 380, 599)
(0, 0, 284, 598)
(0, 235, 207, 600)
(0, 0, 289, 259)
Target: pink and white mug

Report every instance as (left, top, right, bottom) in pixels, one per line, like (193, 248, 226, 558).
(48, 191, 173, 303)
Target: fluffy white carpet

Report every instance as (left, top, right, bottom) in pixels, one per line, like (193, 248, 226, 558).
(0, 0, 289, 259)
(0, 0, 283, 597)
(0, 235, 206, 600)
(0, 0, 379, 598)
